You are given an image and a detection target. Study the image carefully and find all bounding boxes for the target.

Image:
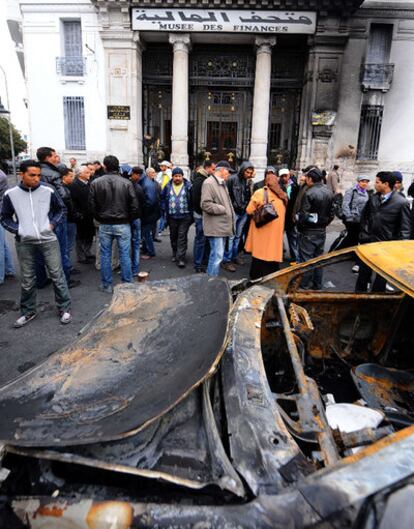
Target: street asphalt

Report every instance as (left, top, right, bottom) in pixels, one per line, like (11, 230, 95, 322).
(0, 220, 344, 387)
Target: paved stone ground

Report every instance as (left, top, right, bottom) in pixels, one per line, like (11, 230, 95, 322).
(0, 220, 344, 387)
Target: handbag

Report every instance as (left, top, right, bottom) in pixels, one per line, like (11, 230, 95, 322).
(253, 188, 278, 228)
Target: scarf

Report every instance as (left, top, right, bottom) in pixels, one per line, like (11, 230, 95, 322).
(265, 174, 288, 205)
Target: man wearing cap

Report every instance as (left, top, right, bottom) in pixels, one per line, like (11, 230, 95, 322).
(296, 167, 334, 289)
(156, 161, 172, 236)
(222, 161, 255, 271)
(279, 167, 300, 261)
(161, 167, 193, 268)
(392, 171, 406, 197)
(338, 175, 371, 251)
(201, 161, 236, 277)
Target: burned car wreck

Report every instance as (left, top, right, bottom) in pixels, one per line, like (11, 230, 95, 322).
(1, 241, 414, 528)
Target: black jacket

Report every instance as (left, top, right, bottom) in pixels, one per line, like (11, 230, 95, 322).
(192, 168, 209, 215)
(62, 183, 81, 224)
(297, 182, 334, 232)
(131, 180, 144, 220)
(227, 162, 254, 215)
(70, 178, 95, 238)
(359, 191, 412, 243)
(89, 172, 140, 224)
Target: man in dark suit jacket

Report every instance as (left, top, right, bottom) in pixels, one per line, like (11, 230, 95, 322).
(70, 165, 95, 263)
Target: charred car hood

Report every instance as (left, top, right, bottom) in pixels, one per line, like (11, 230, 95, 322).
(0, 276, 231, 447)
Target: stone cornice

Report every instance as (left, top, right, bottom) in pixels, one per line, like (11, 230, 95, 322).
(91, 0, 364, 17)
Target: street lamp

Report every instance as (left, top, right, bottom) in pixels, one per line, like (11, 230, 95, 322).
(0, 65, 17, 182)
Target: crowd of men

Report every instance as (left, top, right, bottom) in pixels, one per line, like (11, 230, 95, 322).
(0, 146, 413, 328)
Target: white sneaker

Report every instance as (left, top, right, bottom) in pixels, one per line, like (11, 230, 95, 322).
(386, 283, 395, 292)
(14, 313, 37, 328)
(60, 311, 72, 324)
(352, 265, 359, 273)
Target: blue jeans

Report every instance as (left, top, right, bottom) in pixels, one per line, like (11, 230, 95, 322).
(0, 225, 15, 283)
(158, 212, 167, 234)
(142, 223, 155, 257)
(67, 222, 77, 270)
(55, 220, 71, 281)
(224, 212, 248, 263)
(193, 216, 209, 269)
(207, 236, 226, 277)
(131, 218, 141, 275)
(99, 224, 132, 287)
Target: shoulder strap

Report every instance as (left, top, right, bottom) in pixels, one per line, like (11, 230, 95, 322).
(263, 187, 269, 204)
(349, 188, 357, 209)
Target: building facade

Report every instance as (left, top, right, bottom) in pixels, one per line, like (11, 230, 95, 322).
(19, 0, 414, 185)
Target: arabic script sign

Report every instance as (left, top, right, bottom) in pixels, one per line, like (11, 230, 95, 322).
(132, 9, 316, 34)
(107, 105, 131, 120)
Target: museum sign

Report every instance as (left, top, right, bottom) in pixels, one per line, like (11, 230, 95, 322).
(132, 9, 316, 34)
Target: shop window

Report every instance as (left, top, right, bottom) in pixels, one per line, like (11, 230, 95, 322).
(63, 96, 86, 150)
(356, 105, 383, 161)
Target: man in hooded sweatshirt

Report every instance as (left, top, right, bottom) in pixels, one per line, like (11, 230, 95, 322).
(222, 161, 255, 272)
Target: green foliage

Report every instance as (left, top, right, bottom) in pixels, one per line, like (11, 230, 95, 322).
(0, 117, 27, 160)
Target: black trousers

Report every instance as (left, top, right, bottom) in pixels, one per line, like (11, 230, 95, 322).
(249, 257, 279, 280)
(337, 222, 361, 250)
(169, 215, 192, 261)
(355, 262, 386, 292)
(298, 230, 326, 289)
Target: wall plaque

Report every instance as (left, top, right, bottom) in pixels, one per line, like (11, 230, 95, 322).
(132, 9, 316, 34)
(107, 105, 131, 120)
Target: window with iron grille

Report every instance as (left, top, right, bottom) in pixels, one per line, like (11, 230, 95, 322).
(357, 105, 383, 161)
(59, 20, 84, 76)
(63, 96, 86, 150)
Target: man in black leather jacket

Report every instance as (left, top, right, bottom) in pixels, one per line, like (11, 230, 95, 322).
(222, 161, 254, 271)
(297, 167, 333, 289)
(356, 171, 411, 292)
(89, 155, 139, 293)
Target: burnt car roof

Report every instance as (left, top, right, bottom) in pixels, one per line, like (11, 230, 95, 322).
(356, 241, 414, 296)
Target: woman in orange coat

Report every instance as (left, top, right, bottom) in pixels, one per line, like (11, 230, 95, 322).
(245, 173, 287, 280)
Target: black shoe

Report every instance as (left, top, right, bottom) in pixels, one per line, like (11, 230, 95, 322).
(68, 279, 81, 289)
(177, 260, 186, 268)
(154, 237, 162, 243)
(70, 268, 81, 275)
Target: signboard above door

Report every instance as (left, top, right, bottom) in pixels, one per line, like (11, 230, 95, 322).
(132, 9, 316, 34)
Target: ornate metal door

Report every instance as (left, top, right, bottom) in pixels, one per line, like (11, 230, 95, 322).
(190, 89, 252, 166)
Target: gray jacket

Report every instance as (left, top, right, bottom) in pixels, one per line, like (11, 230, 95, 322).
(40, 162, 67, 201)
(201, 175, 235, 237)
(342, 185, 369, 223)
(1, 183, 65, 243)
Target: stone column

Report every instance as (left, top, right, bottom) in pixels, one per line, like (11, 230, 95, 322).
(250, 37, 276, 179)
(134, 33, 144, 165)
(169, 33, 191, 176)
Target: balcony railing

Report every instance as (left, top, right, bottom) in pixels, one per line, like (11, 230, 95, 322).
(56, 56, 86, 77)
(360, 63, 394, 92)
